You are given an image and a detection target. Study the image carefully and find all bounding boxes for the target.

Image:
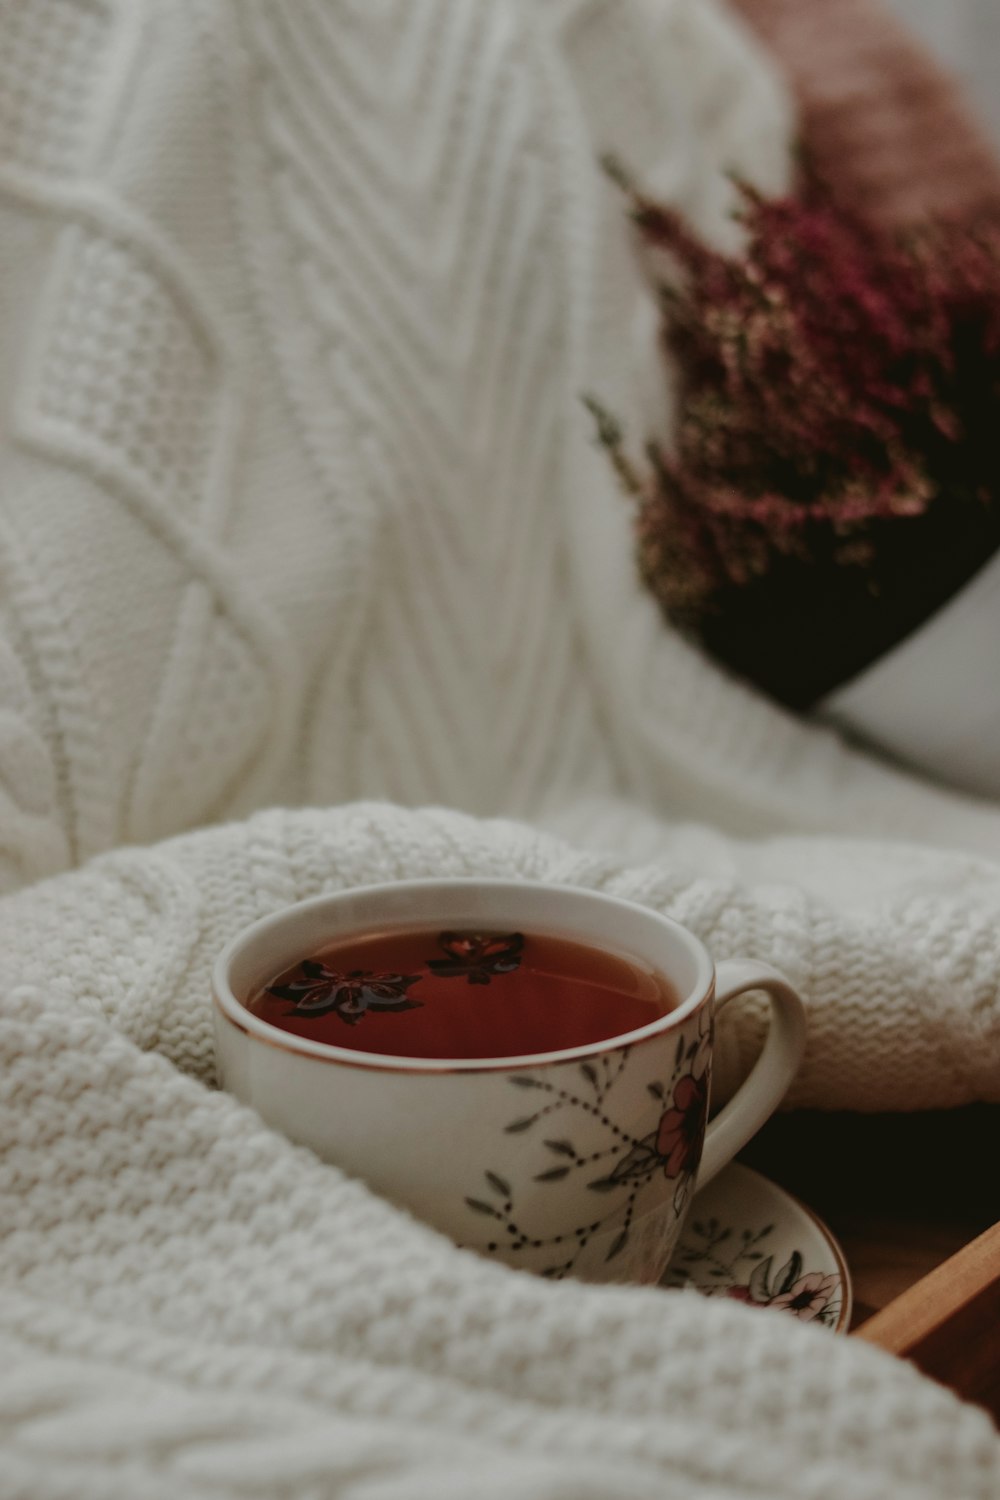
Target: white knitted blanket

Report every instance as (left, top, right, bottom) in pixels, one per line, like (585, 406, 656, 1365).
(2, 2, 1000, 1495)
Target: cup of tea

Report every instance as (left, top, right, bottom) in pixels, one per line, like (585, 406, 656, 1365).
(213, 880, 806, 1284)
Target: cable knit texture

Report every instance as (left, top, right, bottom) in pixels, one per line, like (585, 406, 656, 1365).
(2, 1, 1000, 1494)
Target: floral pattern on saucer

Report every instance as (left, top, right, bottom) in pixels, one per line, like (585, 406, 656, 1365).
(662, 1162, 851, 1332)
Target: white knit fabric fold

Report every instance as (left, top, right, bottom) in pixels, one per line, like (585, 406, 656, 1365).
(2, 0, 1000, 1492)
(1, 803, 999, 1499)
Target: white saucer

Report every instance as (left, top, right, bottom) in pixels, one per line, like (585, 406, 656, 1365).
(662, 1161, 853, 1333)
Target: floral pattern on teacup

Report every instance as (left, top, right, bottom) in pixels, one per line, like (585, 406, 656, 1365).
(588, 1070, 708, 1190)
(464, 1006, 712, 1279)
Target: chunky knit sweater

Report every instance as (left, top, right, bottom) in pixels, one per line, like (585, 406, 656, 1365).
(4, 802, 1000, 1500)
(2, 2, 1000, 1496)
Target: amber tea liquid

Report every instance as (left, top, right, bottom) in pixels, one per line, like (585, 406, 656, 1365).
(247, 926, 680, 1059)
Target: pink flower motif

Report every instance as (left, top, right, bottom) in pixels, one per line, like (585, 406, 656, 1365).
(769, 1272, 840, 1321)
(655, 1073, 708, 1178)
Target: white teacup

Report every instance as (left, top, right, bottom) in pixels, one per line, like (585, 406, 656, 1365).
(213, 880, 806, 1284)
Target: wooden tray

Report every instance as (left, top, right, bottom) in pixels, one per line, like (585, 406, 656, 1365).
(740, 1105, 1000, 1424)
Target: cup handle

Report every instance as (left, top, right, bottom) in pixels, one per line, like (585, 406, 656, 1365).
(697, 959, 807, 1187)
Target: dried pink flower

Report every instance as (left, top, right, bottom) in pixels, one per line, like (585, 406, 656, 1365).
(592, 166, 1000, 705)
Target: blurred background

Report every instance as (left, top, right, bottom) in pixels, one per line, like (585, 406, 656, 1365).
(889, 0, 1000, 144)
